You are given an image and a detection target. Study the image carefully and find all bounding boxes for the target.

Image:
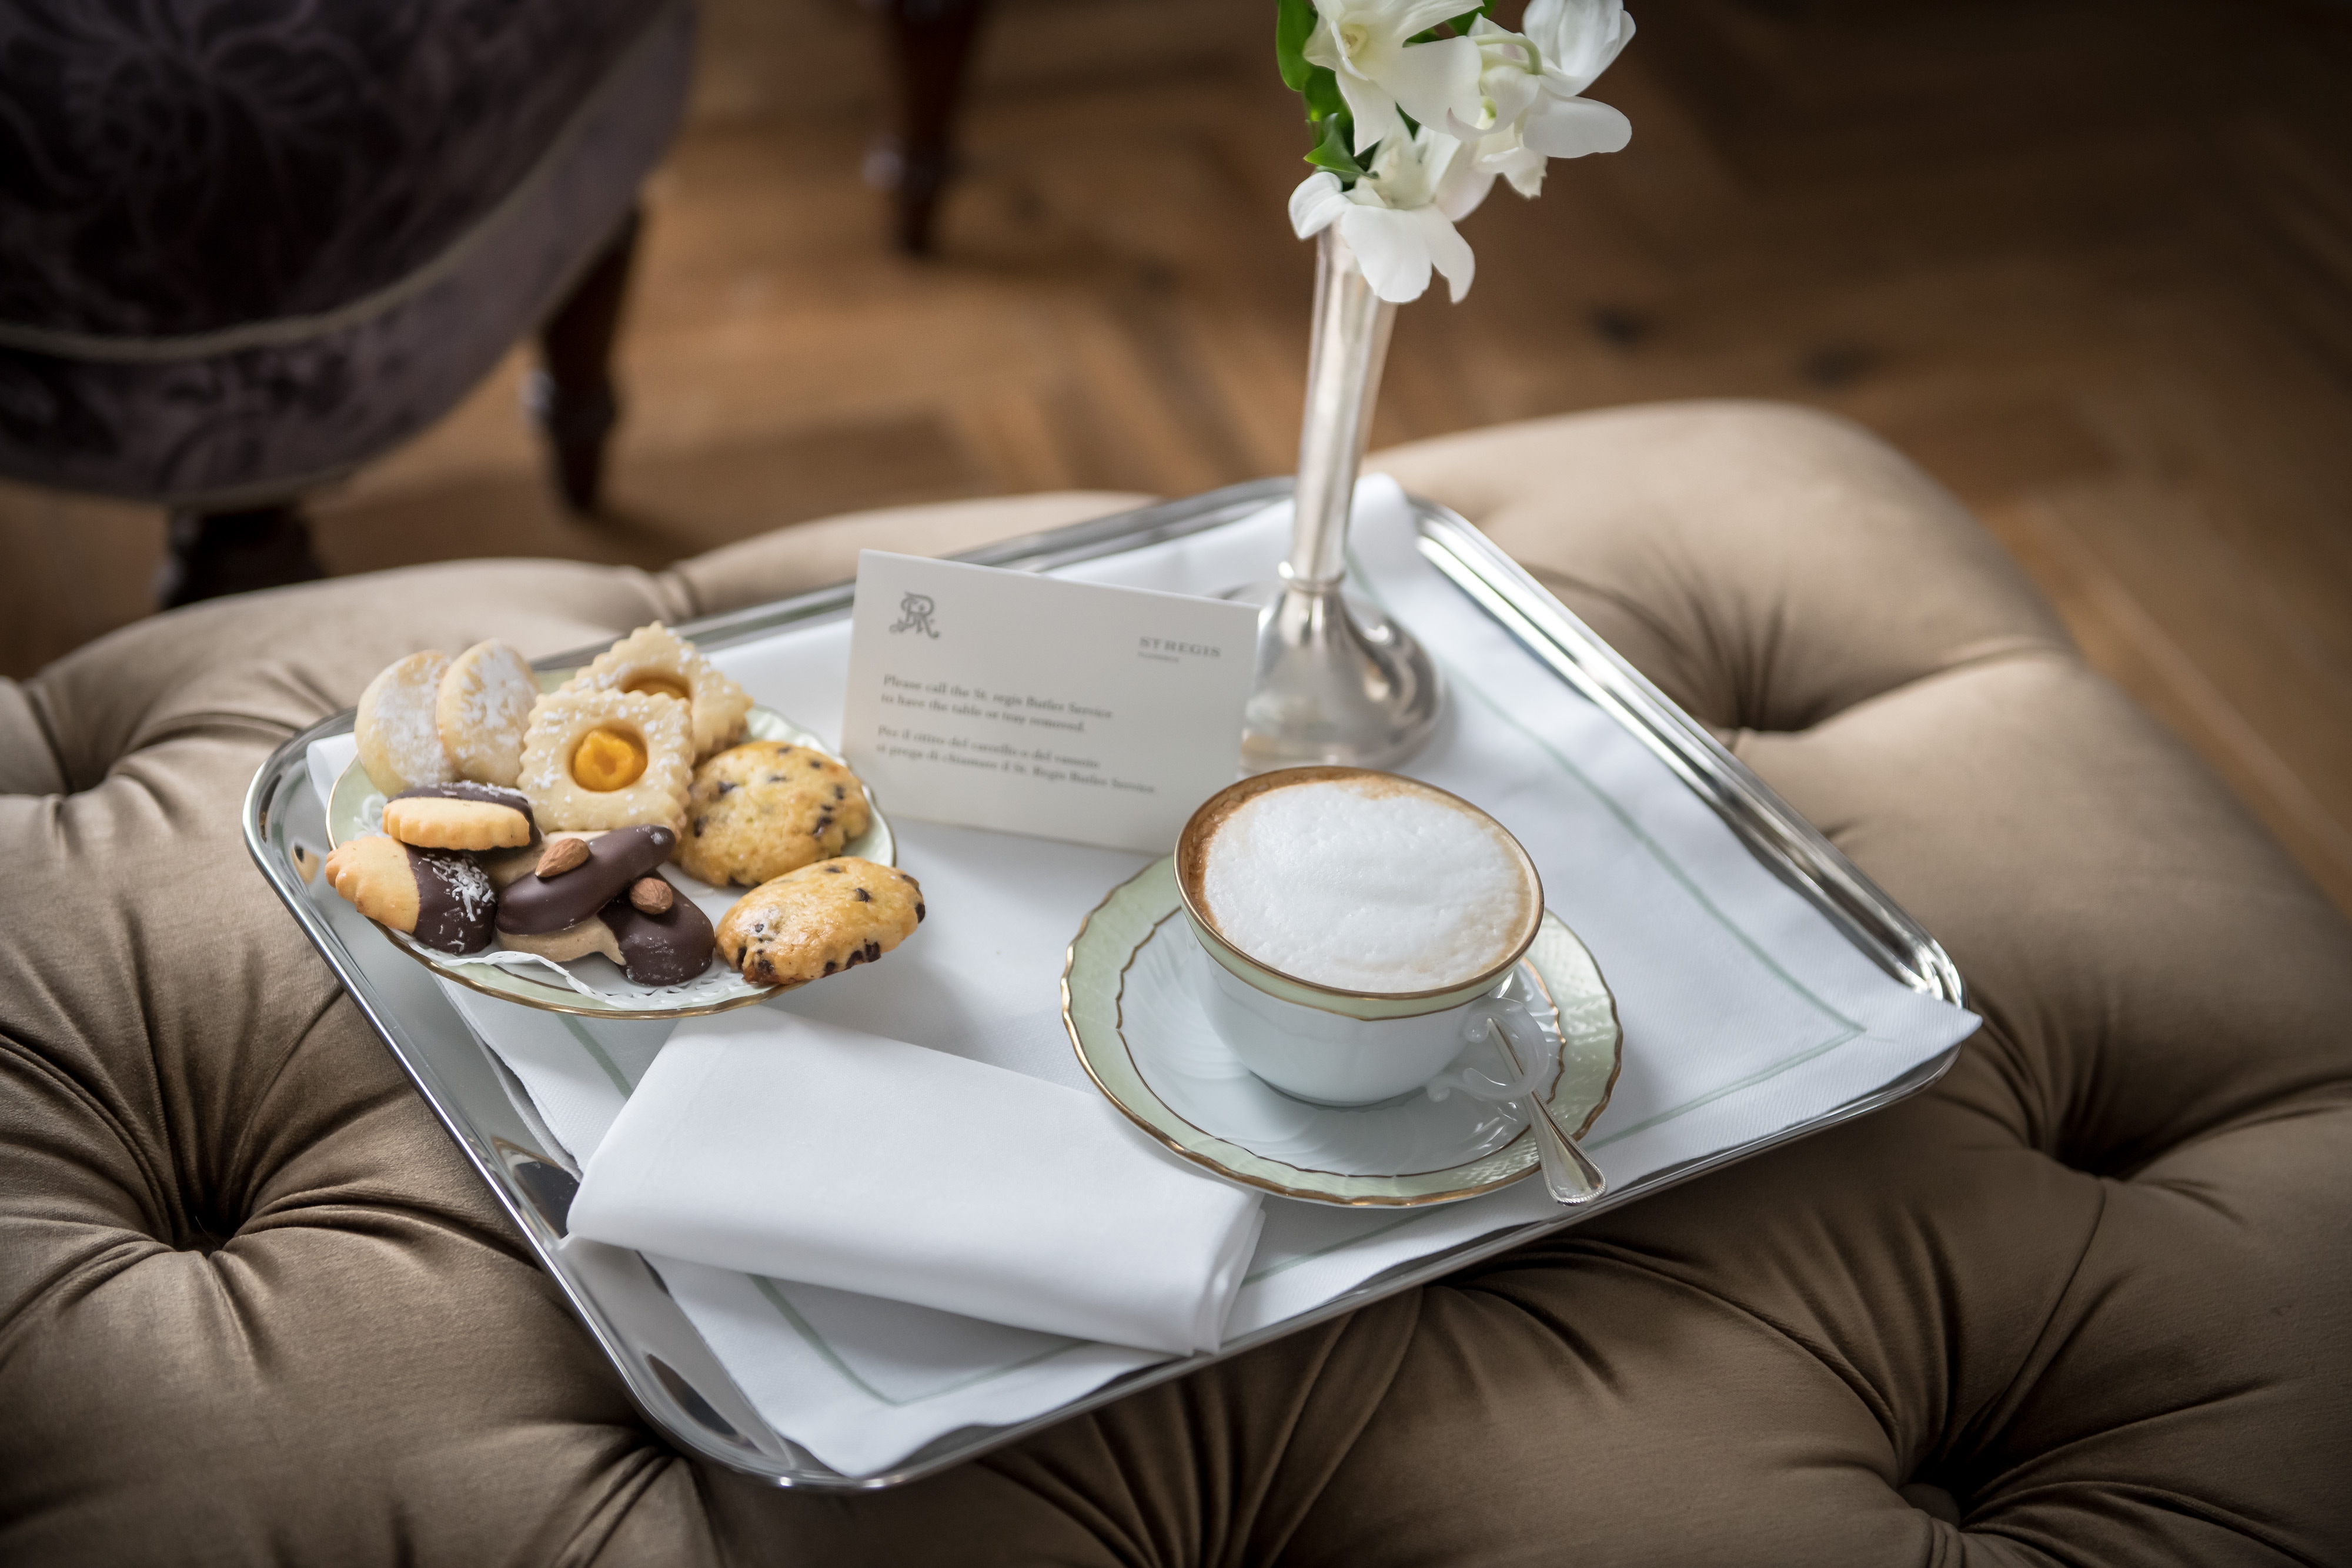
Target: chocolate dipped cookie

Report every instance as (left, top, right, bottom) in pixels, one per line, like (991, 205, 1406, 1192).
(497, 868, 714, 985)
(497, 824, 676, 935)
(382, 783, 535, 851)
(600, 881, 717, 987)
(323, 835, 497, 954)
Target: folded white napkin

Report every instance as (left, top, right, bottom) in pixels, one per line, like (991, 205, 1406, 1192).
(566, 1008, 1267, 1356)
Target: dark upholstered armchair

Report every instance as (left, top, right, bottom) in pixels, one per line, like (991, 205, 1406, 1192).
(0, 0, 696, 604)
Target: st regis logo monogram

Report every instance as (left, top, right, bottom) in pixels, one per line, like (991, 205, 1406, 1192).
(888, 591, 940, 638)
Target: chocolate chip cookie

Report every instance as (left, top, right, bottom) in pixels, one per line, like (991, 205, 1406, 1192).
(677, 741, 872, 888)
(715, 857, 923, 988)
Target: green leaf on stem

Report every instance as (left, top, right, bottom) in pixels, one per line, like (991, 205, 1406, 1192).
(1302, 64, 1347, 123)
(1275, 0, 1319, 91)
(1304, 114, 1367, 180)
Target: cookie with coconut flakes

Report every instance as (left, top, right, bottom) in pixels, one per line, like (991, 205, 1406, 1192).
(322, 835, 497, 954)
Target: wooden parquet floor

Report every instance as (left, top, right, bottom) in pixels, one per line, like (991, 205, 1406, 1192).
(5, 0, 2349, 911)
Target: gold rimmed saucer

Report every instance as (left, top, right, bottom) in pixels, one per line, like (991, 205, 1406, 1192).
(1063, 858, 1622, 1206)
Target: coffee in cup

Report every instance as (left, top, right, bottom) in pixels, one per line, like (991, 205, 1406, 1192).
(1175, 768, 1550, 1106)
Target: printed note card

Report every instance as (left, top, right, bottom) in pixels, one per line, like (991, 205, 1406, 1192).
(840, 551, 1261, 853)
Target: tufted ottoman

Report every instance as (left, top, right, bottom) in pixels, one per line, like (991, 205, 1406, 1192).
(3, 403, 2346, 1564)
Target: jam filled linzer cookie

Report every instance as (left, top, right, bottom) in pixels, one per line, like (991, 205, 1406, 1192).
(558, 623, 751, 760)
(436, 639, 539, 788)
(322, 835, 496, 954)
(677, 741, 873, 888)
(382, 783, 535, 851)
(355, 651, 459, 794)
(516, 688, 693, 832)
(716, 857, 924, 988)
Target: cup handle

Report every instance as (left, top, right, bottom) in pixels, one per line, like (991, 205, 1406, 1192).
(1426, 994, 1606, 1206)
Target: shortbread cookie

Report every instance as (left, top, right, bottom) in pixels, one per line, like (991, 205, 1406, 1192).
(355, 651, 457, 794)
(497, 824, 677, 934)
(558, 623, 751, 759)
(516, 689, 692, 832)
(716, 857, 924, 988)
(322, 835, 496, 954)
(436, 640, 539, 787)
(677, 741, 872, 887)
(382, 783, 534, 851)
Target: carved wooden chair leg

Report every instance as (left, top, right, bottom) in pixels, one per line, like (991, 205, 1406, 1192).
(532, 208, 644, 517)
(866, 0, 991, 255)
(155, 503, 327, 610)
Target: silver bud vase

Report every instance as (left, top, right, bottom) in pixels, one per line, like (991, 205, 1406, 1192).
(1234, 225, 1442, 773)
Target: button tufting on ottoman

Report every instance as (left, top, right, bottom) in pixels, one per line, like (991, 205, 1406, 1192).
(2, 405, 2344, 1564)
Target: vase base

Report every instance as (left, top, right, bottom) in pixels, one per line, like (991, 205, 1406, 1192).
(1228, 579, 1443, 773)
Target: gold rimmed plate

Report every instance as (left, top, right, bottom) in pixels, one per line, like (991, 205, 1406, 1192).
(1063, 859, 1622, 1206)
(327, 696, 893, 1019)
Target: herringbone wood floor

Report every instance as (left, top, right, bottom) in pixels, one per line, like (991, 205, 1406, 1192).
(5, 0, 2349, 911)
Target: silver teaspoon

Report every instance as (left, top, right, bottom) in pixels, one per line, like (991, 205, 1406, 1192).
(1492, 1021, 1607, 1205)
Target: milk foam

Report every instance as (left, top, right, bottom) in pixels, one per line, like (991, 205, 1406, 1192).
(1198, 778, 1532, 992)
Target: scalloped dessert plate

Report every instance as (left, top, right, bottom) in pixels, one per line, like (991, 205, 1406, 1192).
(327, 696, 893, 1019)
(1064, 858, 1622, 1206)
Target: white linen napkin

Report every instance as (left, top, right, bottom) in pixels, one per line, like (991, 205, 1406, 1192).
(566, 1008, 1267, 1356)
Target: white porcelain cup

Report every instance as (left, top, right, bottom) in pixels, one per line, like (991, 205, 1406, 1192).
(1175, 767, 1555, 1108)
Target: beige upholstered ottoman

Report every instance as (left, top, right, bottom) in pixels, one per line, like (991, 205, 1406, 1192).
(4, 404, 2346, 1564)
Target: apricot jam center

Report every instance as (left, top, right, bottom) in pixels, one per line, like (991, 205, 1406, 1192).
(571, 727, 648, 791)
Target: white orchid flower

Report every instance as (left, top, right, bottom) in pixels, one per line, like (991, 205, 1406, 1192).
(1302, 0, 1485, 155)
(1518, 0, 1635, 159)
(1432, 1, 1633, 210)
(1529, 0, 1636, 96)
(1290, 128, 1476, 305)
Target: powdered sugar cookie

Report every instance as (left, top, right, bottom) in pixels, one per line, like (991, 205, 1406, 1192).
(355, 651, 457, 794)
(436, 639, 539, 787)
(517, 688, 693, 832)
(559, 623, 751, 759)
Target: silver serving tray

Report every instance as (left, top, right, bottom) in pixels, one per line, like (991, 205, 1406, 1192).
(243, 480, 1965, 1490)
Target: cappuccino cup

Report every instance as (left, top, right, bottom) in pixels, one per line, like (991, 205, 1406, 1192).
(1174, 767, 1555, 1107)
